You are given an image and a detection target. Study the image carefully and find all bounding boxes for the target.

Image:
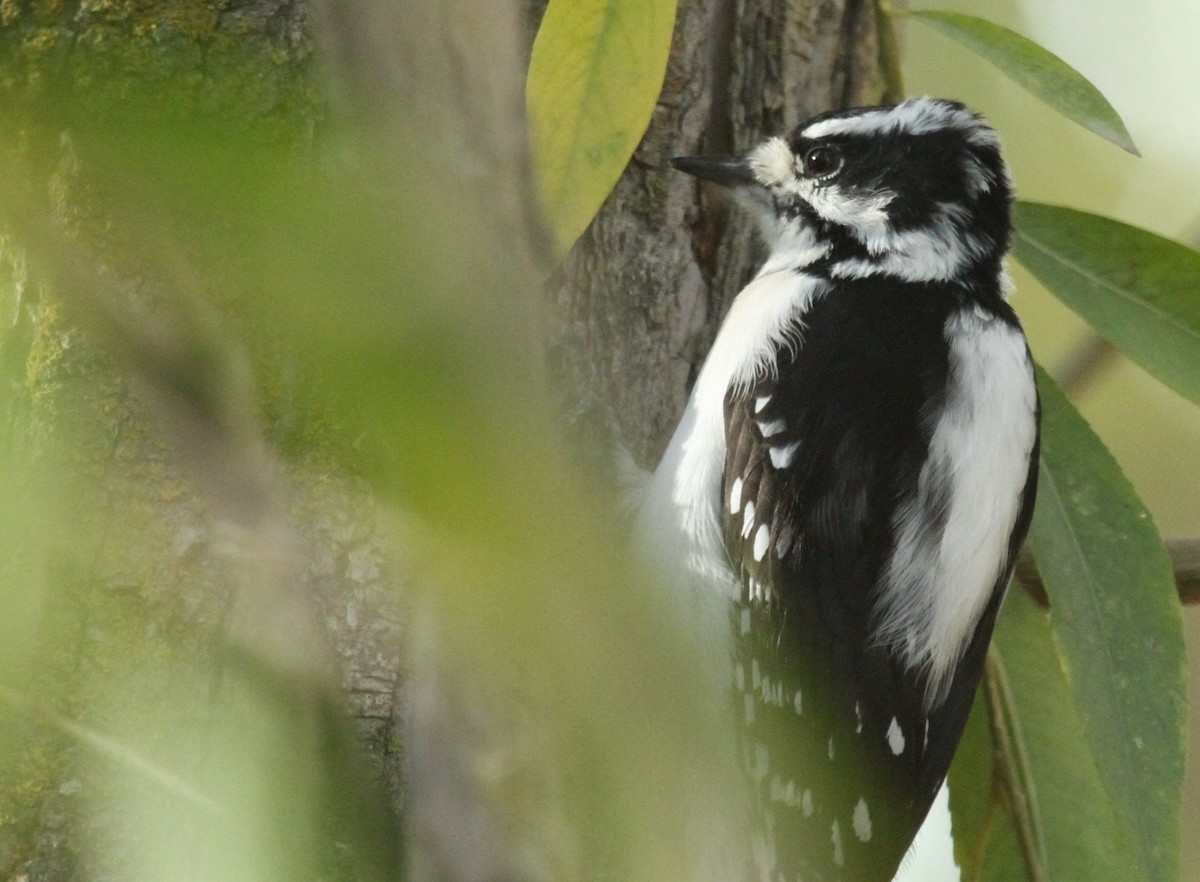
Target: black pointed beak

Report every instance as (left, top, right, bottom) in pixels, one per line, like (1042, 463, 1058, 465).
(670, 154, 756, 188)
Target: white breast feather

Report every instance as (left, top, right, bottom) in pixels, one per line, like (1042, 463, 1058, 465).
(878, 307, 1037, 708)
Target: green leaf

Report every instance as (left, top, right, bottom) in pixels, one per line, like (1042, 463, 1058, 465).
(1013, 202, 1200, 408)
(951, 586, 1163, 882)
(905, 11, 1137, 154)
(526, 0, 678, 254)
(1025, 371, 1185, 882)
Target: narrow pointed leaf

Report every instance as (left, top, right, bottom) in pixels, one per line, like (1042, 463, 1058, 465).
(907, 11, 1137, 154)
(1013, 202, 1200, 407)
(1025, 371, 1185, 882)
(527, 0, 678, 254)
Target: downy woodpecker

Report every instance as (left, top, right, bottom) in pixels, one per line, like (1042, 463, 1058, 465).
(637, 97, 1040, 881)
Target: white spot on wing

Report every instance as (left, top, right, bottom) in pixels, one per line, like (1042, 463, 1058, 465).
(740, 606, 751, 635)
(769, 442, 799, 469)
(729, 477, 743, 514)
(831, 819, 844, 868)
(801, 788, 813, 817)
(758, 418, 785, 438)
(853, 798, 872, 842)
(775, 523, 794, 559)
(755, 395, 771, 413)
(887, 717, 906, 756)
(753, 523, 770, 561)
(742, 501, 756, 538)
(793, 690, 802, 716)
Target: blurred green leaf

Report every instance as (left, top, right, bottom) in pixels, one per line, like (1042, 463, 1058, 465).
(1014, 202, 1200, 407)
(905, 11, 1137, 154)
(527, 0, 678, 254)
(1025, 371, 1185, 882)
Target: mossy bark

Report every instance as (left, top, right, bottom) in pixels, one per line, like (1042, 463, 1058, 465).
(0, 4, 406, 879)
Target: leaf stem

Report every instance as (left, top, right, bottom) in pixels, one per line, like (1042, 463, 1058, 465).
(983, 650, 1050, 882)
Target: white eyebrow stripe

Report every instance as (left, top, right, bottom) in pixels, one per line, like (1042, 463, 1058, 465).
(801, 97, 998, 149)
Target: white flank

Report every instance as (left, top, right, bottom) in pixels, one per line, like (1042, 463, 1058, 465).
(878, 307, 1037, 708)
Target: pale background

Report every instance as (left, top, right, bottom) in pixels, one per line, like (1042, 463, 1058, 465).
(893, 0, 1200, 878)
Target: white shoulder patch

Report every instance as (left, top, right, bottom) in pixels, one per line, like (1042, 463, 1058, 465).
(875, 307, 1037, 708)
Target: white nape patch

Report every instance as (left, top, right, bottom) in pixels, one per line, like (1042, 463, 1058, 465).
(829, 201, 991, 283)
(754, 395, 771, 413)
(887, 718, 906, 756)
(876, 307, 1037, 708)
(753, 524, 770, 561)
(758, 418, 785, 438)
(729, 477, 744, 514)
(853, 798, 872, 842)
(802, 97, 999, 151)
(831, 819, 844, 868)
(742, 501, 757, 538)
(775, 523, 795, 559)
(769, 441, 800, 469)
(801, 788, 814, 817)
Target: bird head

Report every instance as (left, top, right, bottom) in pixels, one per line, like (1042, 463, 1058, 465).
(672, 97, 1013, 285)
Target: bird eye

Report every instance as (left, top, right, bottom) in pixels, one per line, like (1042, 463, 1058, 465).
(803, 145, 842, 178)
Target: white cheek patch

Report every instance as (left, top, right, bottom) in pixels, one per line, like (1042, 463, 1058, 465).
(800, 181, 894, 240)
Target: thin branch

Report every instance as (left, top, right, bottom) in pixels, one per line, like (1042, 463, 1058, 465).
(1017, 538, 1200, 607)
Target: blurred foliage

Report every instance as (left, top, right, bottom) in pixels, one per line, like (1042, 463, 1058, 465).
(0, 3, 741, 882)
